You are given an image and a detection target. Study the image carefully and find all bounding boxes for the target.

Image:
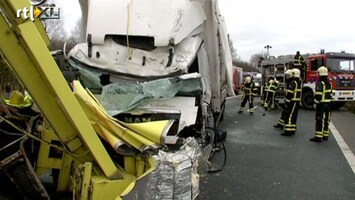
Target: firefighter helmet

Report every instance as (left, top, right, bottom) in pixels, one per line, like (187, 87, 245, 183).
(245, 76, 251, 83)
(8, 90, 24, 105)
(5, 90, 33, 108)
(317, 66, 328, 76)
(285, 69, 293, 76)
(292, 68, 301, 78)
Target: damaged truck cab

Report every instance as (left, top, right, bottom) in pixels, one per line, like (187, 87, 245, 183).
(68, 0, 234, 137)
(0, 0, 233, 199)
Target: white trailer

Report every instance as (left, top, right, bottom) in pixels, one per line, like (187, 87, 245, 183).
(68, 0, 234, 140)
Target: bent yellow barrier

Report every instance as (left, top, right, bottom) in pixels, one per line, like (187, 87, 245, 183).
(72, 81, 174, 153)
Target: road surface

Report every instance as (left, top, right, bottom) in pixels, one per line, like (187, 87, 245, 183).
(198, 97, 355, 200)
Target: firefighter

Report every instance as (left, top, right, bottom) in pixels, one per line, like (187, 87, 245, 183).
(274, 69, 293, 129)
(238, 76, 255, 115)
(293, 51, 305, 79)
(261, 81, 268, 105)
(263, 77, 277, 110)
(282, 68, 302, 136)
(310, 66, 332, 142)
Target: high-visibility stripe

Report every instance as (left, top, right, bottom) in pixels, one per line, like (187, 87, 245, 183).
(285, 128, 296, 131)
(278, 119, 284, 125)
(291, 81, 301, 101)
(287, 103, 296, 126)
(320, 81, 332, 103)
(315, 131, 323, 137)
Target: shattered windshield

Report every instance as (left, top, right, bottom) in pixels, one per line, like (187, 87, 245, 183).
(327, 58, 355, 72)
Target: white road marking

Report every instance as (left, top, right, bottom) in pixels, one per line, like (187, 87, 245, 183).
(226, 95, 243, 100)
(329, 122, 355, 175)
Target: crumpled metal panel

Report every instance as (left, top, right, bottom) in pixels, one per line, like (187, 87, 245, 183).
(69, 36, 202, 78)
(87, 0, 206, 46)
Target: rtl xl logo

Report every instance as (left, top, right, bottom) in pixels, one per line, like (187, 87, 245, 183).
(16, 0, 60, 21)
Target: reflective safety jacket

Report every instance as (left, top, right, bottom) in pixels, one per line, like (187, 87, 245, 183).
(285, 78, 301, 102)
(266, 81, 278, 93)
(242, 82, 255, 95)
(293, 55, 305, 67)
(314, 79, 332, 104)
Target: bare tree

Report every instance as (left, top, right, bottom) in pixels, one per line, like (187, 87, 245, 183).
(228, 35, 238, 63)
(66, 19, 82, 50)
(42, 18, 68, 50)
(40, 1, 68, 50)
(249, 52, 267, 68)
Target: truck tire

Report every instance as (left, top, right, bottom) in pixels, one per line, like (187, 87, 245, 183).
(301, 90, 314, 109)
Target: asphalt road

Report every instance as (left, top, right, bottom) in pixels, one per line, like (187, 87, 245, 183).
(197, 97, 355, 200)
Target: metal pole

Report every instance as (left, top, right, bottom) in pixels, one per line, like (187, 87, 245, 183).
(264, 45, 272, 60)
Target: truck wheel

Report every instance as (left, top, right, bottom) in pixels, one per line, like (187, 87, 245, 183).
(331, 102, 346, 110)
(301, 90, 314, 109)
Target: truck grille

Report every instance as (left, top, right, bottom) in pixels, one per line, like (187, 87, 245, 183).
(337, 79, 355, 87)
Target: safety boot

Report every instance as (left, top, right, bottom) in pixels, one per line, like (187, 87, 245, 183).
(273, 124, 283, 129)
(238, 111, 243, 114)
(323, 136, 328, 141)
(309, 137, 322, 143)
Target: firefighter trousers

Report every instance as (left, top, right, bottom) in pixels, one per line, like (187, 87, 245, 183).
(239, 94, 254, 112)
(277, 103, 290, 127)
(315, 103, 331, 138)
(264, 91, 275, 109)
(284, 101, 300, 135)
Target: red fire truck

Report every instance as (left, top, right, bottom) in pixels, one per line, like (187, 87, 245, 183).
(232, 66, 243, 94)
(301, 52, 355, 109)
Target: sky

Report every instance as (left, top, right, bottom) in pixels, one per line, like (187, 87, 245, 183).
(53, 0, 81, 29)
(219, 0, 355, 61)
(57, 0, 355, 62)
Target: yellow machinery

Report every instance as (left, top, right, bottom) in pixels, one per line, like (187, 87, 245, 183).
(0, 0, 171, 199)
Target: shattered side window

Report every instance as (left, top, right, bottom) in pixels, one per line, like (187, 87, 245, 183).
(101, 83, 145, 115)
(68, 59, 102, 90)
(143, 78, 183, 98)
(101, 76, 202, 116)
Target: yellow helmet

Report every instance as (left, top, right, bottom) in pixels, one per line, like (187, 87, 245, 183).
(5, 90, 33, 108)
(292, 68, 301, 78)
(245, 76, 251, 83)
(317, 66, 328, 76)
(8, 90, 24, 105)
